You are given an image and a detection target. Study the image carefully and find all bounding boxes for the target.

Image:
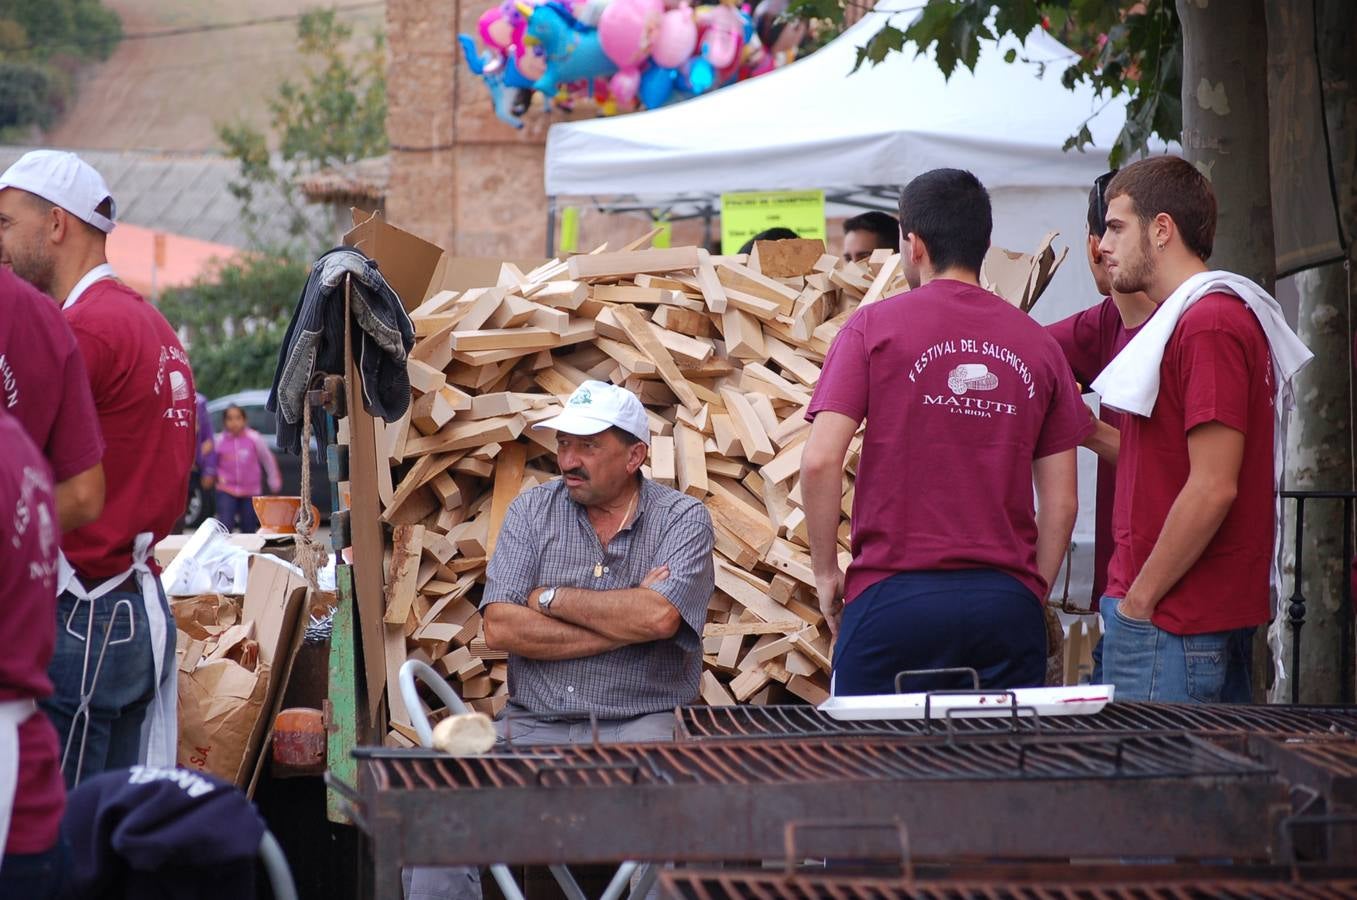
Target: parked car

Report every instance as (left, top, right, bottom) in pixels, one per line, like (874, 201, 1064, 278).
(184, 390, 331, 528)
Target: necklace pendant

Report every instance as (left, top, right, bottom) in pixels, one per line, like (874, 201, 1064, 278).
(593, 563, 603, 578)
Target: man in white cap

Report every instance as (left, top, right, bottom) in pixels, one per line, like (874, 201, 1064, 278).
(481, 380, 715, 737)
(406, 382, 715, 900)
(0, 150, 194, 784)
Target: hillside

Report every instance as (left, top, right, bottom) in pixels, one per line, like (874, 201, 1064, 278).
(45, 0, 385, 152)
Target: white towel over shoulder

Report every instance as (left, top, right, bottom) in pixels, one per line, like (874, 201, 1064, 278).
(1090, 270, 1313, 687)
(1091, 270, 1312, 417)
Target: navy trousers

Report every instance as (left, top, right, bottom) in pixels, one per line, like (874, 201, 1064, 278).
(833, 569, 1047, 695)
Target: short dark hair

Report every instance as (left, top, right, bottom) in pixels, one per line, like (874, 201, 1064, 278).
(1105, 156, 1216, 261)
(738, 227, 800, 255)
(843, 211, 900, 251)
(1087, 170, 1117, 238)
(897, 168, 991, 274)
(608, 426, 645, 447)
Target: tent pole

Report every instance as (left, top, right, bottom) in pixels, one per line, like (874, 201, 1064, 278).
(546, 195, 558, 257)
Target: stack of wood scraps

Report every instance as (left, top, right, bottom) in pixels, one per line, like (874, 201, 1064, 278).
(368, 236, 875, 742)
(369, 230, 1064, 746)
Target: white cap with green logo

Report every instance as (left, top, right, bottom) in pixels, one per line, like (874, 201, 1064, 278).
(532, 380, 650, 445)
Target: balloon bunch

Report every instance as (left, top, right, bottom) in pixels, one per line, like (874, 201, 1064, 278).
(457, 0, 813, 126)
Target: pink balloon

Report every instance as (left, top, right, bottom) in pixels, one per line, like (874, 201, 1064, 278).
(598, 0, 664, 68)
(609, 68, 641, 104)
(696, 4, 742, 70)
(651, 4, 697, 69)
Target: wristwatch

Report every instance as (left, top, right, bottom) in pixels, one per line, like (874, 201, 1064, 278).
(539, 587, 558, 615)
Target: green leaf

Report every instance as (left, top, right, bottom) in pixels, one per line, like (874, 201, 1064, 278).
(1004, 48, 1017, 63)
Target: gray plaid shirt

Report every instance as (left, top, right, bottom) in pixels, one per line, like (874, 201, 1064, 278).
(482, 476, 715, 719)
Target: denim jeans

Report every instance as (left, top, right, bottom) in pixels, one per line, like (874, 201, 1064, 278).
(41, 586, 174, 787)
(0, 836, 67, 899)
(1100, 596, 1254, 703)
(216, 491, 259, 533)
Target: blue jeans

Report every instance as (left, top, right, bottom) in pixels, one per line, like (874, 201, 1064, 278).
(215, 490, 259, 532)
(41, 585, 174, 787)
(0, 837, 67, 899)
(833, 569, 1047, 695)
(1100, 596, 1254, 703)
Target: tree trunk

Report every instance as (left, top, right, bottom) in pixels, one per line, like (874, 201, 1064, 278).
(1176, 0, 1276, 291)
(1274, 0, 1357, 704)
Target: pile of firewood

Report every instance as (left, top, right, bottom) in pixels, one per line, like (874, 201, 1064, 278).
(371, 232, 909, 745)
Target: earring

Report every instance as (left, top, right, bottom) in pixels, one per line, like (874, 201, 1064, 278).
(1157, 243, 1164, 251)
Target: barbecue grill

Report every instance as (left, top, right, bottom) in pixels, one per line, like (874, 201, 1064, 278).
(658, 869, 1357, 900)
(676, 703, 1357, 741)
(349, 731, 1287, 898)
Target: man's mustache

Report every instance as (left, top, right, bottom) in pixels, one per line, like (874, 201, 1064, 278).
(563, 468, 589, 480)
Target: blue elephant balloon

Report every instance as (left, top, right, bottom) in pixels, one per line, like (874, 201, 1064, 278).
(457, 34, 525, 129)
(638, 65, 676, 109)
(522, 2, 617, 97)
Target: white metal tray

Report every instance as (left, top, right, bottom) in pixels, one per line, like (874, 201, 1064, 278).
(817, 685, 1115, 721)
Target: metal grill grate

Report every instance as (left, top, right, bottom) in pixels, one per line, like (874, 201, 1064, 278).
(659, 872, 1357, 900)
(677, 703, 1357, 741)
(358, 732, 1270, 791)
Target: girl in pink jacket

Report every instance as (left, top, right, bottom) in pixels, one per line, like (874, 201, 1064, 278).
(215, 405, 283, 532)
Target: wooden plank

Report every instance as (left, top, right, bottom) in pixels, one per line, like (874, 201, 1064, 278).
(595, 337, 658, 375)
(720, 308, 766, 361)
(861, 253, 903, 305)
(566, 247, 702, 279)
(765, 336, 821, 387)
(715, 262, 800, 312)
(650, 434, 676, 488)
(407, 358, 447, 394)
(592, 284, 690, 306)
(384, 524, 424, 626)
(719, 388, 775, 465)
(486, 442, 527, 559)
(610, 305, 702, 412)
(652, 305, 715, 337)
(694, 258, 728, 314)
(342, 280, 391, 720)
(447, 328, 554, 352)
(753, 238, 826, 278)
(729, 667, 772, 702)
(786, 674, 830, 705)
(410, 389, 455, 435)
(529, 280, 587, 309)
(699, 671, 737, 706)
(673, 423, 708, 498)
(403, 414, 526, 457)
(703, 620, 803, 637)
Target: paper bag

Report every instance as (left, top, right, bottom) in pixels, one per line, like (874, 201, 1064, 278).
(177, 622, 271, 785)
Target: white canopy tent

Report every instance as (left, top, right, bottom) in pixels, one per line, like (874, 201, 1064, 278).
(545, 7, 1152, 607)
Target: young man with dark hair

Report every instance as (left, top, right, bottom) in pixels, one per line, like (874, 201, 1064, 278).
(842, 211, 900, 262)
(1046, 173, 1155, 612)
(801, 168, 1092, 694)
(0, 150, 195, 781)
(1092, 155, 1312, 702)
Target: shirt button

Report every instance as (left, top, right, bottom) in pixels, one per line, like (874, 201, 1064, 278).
(567, 685, 575, 693)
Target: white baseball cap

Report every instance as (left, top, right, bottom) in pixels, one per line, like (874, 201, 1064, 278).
(0, 150, 117, 233)
(533, 381, 650, 445)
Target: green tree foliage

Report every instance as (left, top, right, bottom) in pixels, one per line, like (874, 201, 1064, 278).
(791, 0, 1181, 166)
(159, 253, 311, 399)
(0, 0, 122, 132)
(218, 8, 387, 254)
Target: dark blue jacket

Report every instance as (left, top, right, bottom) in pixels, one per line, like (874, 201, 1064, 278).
(268, 246, 415, 455)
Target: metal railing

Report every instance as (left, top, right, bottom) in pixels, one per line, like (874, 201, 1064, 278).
(1280, 490, 1357, 703)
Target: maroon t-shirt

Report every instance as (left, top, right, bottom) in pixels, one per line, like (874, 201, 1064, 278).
(0, 409, 65, 854)
(1105, 292, 1275, 634)
(1046, 297, 1146, 605)
(63, 278, 196, 578)
(0, 268, 105, 481)
(808, 279, 1095, 605)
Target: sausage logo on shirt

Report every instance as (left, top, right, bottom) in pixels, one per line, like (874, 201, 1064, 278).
(909, 338, 1036, 419)
(154, 344, 195, 429)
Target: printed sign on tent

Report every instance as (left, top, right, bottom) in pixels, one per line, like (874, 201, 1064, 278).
(720, 190, 826, 254)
